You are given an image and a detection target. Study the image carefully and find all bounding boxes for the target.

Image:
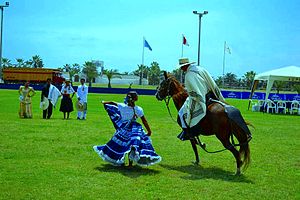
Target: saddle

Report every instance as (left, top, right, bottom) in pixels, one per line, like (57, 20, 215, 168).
(177, 91, 220, 140)
(205, 91, 222, 107)
(206, 92, 252, 139)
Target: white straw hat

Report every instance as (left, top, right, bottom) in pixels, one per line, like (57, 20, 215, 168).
(177, 58, 196, 68)
(40, 97, 49, 110)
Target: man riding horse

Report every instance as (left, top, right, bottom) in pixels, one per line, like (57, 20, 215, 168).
(156, 59, 252, 173)
(177, 58, 225, 141)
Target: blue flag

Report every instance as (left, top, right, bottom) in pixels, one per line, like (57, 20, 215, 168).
(144, 38, 152, 51)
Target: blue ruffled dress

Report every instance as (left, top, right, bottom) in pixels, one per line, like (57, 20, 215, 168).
(93, 103, 161, 166)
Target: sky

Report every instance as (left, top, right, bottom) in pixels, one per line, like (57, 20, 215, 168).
(3, 0, 300, 78)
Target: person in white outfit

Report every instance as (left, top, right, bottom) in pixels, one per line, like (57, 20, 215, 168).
(177, 58, 225, 140)
(76, 78, 89, 120)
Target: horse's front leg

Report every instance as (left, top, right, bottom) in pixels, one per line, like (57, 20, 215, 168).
(190, 138, 200, 165)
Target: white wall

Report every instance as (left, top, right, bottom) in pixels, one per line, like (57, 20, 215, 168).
(95, 75, 148, 85)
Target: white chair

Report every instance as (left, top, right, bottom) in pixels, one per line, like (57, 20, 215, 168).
(290, 101, 300, 115)
(276, 101, 286, 114)
(258, 100, 265, 111)
(266, 99, 276, 113)
(251, 100, 260, 112)
(253, 100, 265, 112)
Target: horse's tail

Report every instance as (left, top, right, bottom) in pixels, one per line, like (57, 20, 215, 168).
(231, 121, 251, 170)
(226, 106, 251, 170)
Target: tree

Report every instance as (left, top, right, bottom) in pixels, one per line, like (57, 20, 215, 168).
(82, 61, 98, 87)
(0, 58, 12, 79)
(63, 64, 71, 72)
(70, 63, 81, 81)
(273, 81, 286, 94)
(16, 58, 25, 68)
(1, 58, 12, 68)
(148, 61, 161, 85)
(214, 76, 223, 87)
(237, 78, 244, 88)
(134, 64, 149, 85)
(243, 71, 256, 89)
(171, 68, 181, 82)
(224, 72, 238, 88)
(103, 69, 121, 88)
(61, 63, 81, 81)
(293, 84, 300, 94)
(31, 55, 44, 68)
(24, 60, 33, 68)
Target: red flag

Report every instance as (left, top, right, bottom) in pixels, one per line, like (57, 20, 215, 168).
(183, 35, 189, 46)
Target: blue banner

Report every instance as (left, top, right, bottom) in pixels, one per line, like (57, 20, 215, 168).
(0, 83, 298, 99)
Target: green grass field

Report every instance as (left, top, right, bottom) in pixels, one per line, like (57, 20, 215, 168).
(0, 89, 299, 200)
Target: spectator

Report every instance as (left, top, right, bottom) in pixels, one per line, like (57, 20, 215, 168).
(59, 79, 75, 119)
(18, 81, 35, 118)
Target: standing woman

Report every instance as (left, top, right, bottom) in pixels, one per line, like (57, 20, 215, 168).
(59, 79, 75, 119)
(18, 82, 36, 118)
(93, 91, 161, 167)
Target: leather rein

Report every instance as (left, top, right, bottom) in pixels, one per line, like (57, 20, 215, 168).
(162, 78, 178, 123)
(159, 78, 250, 154)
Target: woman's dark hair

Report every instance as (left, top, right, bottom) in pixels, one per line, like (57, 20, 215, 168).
(124, 91, 138, 104)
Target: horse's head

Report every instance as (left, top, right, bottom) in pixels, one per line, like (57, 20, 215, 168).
(155, 71, 179, 101)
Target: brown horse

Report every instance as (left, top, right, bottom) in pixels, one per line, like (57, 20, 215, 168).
(155, 72, 251, 175)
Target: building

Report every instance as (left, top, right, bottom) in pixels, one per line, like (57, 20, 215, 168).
(95, 74, 148, 85)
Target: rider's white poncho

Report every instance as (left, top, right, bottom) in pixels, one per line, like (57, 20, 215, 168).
(179, 65, 225, 128)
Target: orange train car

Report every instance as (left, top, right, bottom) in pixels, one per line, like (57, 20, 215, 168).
(2, 68, 65, 84)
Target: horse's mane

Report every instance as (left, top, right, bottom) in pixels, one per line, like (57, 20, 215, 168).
(166, 74, 188, 105)
(170, 75, 184, 88)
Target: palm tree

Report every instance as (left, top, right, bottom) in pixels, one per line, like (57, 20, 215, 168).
(82, 61, 98, 87)
(135, 64, 149, 85)
(293, 84, 300, 94)
(61, 63, 81, 81)
(1, 58, 12, 68)
(70, 63, 81, 81)
(214, 76, 223, 87)
(243, 71, 256, 89)
(0, 58, 12, 79)
(148, 61, 161, 85)
(224, 72, 238, 88)
(103, 69, 121, 88)
(273, 81, 286, 94)
(31, 55, 44, 68)
(63, 64, 71, 72)
(171, 68, 181, 81)
(16, 58, 25, 68)
(24, 60, 33, 68)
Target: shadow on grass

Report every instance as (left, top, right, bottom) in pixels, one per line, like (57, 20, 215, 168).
(159, 163, 254, 183)
(94, 164, 161, 178)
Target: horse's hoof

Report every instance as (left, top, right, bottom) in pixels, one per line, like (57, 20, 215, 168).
(192, 161, 199, 165)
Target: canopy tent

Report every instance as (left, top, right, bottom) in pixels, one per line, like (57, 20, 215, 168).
(248, 66, 300, 109)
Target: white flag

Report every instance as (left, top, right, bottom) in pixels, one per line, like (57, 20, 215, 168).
(225, 43, 231, 54)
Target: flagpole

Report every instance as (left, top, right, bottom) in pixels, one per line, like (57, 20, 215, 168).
(141, 37, 145, 85)
(222, 41, 226, 87)
(142, 37, 145, 65)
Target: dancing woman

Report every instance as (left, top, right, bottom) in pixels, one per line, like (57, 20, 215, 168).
(93, 91, 161, 167)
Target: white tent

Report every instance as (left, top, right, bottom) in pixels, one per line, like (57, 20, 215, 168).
(248, 66, 300, 109)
